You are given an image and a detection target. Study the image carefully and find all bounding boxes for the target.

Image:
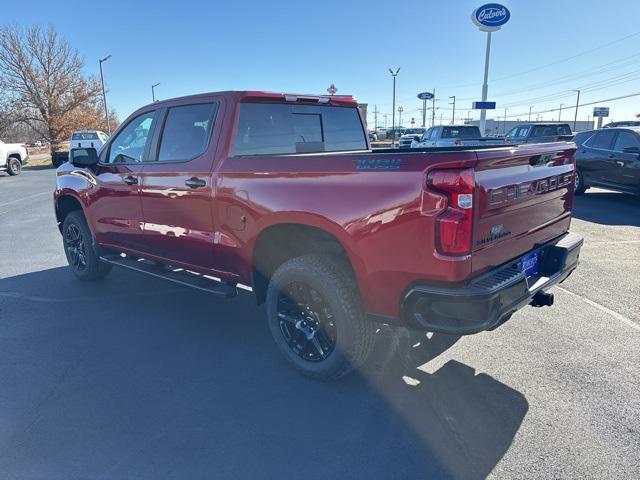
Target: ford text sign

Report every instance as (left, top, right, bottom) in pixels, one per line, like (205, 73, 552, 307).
(472, 4, 511, 32)
(417, 92, 434, 100)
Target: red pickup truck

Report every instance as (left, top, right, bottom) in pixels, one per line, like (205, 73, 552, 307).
(54, 91, 583, 380)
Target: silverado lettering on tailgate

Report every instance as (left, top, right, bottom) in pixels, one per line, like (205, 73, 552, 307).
(488, 173, 573, 207)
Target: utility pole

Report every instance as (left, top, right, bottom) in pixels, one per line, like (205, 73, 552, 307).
(558, 103, 564, 122)
(389, 68, 400, 145)
(572, 90, 581, 131)
(98, 54, 112, 135)
(152, 82, 160, 102)
(528, 106, 533, 122)
(373, 104, 379, 129)
(449, 96, 456, 125)
(503, 107, 508, 134)
(383, 114, 388, 128)
(398, 106, 404, 128)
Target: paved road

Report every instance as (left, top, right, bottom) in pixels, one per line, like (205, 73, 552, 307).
(1, 168, 639, 479)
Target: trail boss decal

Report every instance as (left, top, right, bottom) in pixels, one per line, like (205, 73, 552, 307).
(355, 158, 403, 170)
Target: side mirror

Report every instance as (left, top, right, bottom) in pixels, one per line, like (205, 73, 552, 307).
(623, 146, 640, 154)
(70, 147, 99, 167)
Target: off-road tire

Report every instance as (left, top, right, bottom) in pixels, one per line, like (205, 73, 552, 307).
(62, 211, 112, 280)
(266, 254, 375, 381)
(7, 157, 21, 176)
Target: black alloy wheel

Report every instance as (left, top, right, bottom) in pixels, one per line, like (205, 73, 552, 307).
(64, 222, 87, 272)
(277, 281, 337, 362)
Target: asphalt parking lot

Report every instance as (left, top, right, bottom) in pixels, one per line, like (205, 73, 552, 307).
(1, 168, 639, 479)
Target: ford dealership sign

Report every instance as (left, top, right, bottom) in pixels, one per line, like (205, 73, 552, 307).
(472, 4, 510, 32)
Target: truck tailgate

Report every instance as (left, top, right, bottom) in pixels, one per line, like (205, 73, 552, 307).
(471, 143, 576, 275)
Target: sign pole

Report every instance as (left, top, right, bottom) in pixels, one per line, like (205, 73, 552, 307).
(422, 98, 426, 127)
(479, 31, 492, 136)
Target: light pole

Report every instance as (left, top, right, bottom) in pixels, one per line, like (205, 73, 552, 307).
(389, 68, 400, 145)
(98, 54, 112, 135)
(558, 103, 564, 122)
(449, 95, 456, 124)
(152, 82, 160, 102)
(572, 90, 581, 131)
(528, 106, 533, 122)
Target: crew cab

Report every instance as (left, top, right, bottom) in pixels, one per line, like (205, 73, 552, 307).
(54, 91, 583, 380)
(506, 123, 574, 144)
(411, 125, 505, 148)
(0, 139, 29, 176)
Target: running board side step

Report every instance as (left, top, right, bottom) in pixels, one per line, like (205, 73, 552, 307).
(100, 254, 237, 299)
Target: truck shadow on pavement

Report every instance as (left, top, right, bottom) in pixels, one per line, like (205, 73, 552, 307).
(572, 190, 640, 226)
(0, 266, 528, 480)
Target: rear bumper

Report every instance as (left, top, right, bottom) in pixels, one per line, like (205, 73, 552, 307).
(401, 232, 583, 335)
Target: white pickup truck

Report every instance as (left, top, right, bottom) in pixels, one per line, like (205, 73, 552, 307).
(0, 140, 29, 176)
(410, 125, 506, 148)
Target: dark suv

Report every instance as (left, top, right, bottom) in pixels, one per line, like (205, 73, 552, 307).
(574, 127, 640, 195)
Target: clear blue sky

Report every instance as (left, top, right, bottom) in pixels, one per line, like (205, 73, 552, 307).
(5, 0, 640, 125)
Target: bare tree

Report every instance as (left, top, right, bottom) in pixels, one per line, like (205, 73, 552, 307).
(0, 24, 103, 152)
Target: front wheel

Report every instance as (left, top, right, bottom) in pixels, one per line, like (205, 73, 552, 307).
(7, 157, 21, 176)
(266, 255, 374, 381)
(62, 211, 112, 280)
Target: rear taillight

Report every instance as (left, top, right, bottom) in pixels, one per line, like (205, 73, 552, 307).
(426, 168, 474, 255)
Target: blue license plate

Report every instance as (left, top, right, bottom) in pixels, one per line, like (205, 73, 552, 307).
(520, 250, 540, 278)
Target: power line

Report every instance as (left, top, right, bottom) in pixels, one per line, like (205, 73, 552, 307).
(499, 91, 640, 120)
(437, 29, 640, 89)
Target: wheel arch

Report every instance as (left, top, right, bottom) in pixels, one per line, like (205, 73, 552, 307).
(250, 218, 366, 306)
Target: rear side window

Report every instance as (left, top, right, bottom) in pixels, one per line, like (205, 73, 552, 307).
(557, 125, 572, 135)
(441, 126, 481, 139)
(586, 130, 616, 150)
(233, 103, 367, 156)
(157, 103, 217, 162)
(572, 131, 593, 146)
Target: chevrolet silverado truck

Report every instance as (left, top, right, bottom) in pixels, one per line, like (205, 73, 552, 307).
(0, 139, 29, 176)
(54, 91, 583, 380)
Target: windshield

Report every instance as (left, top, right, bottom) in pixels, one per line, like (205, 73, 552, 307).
(404, 128, 425, 135)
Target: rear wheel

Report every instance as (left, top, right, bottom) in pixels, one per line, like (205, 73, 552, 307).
(574, 169, 587, 195)
(62, 211, 112, 280)
(7, 157, 21, 176)
(266, 254, 374, 381)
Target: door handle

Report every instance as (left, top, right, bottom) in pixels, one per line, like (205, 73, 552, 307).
(185, 177, 206, 188)
(615, 161, 625, 167)
(123, 175, 138, 185)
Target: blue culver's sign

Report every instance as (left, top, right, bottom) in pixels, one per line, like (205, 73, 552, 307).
(472, 3, 510, 32)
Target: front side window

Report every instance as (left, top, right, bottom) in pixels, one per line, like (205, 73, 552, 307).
(157, 103, 217, 162)
(233, 103, 367, 156)
(612, 131, 640, 152)
(107, 111, 155, 163)
(586, 130, 616, 150)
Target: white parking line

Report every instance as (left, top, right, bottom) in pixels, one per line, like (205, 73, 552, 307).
(556, 286, 640, 332)
(0, 191, 49, 208)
